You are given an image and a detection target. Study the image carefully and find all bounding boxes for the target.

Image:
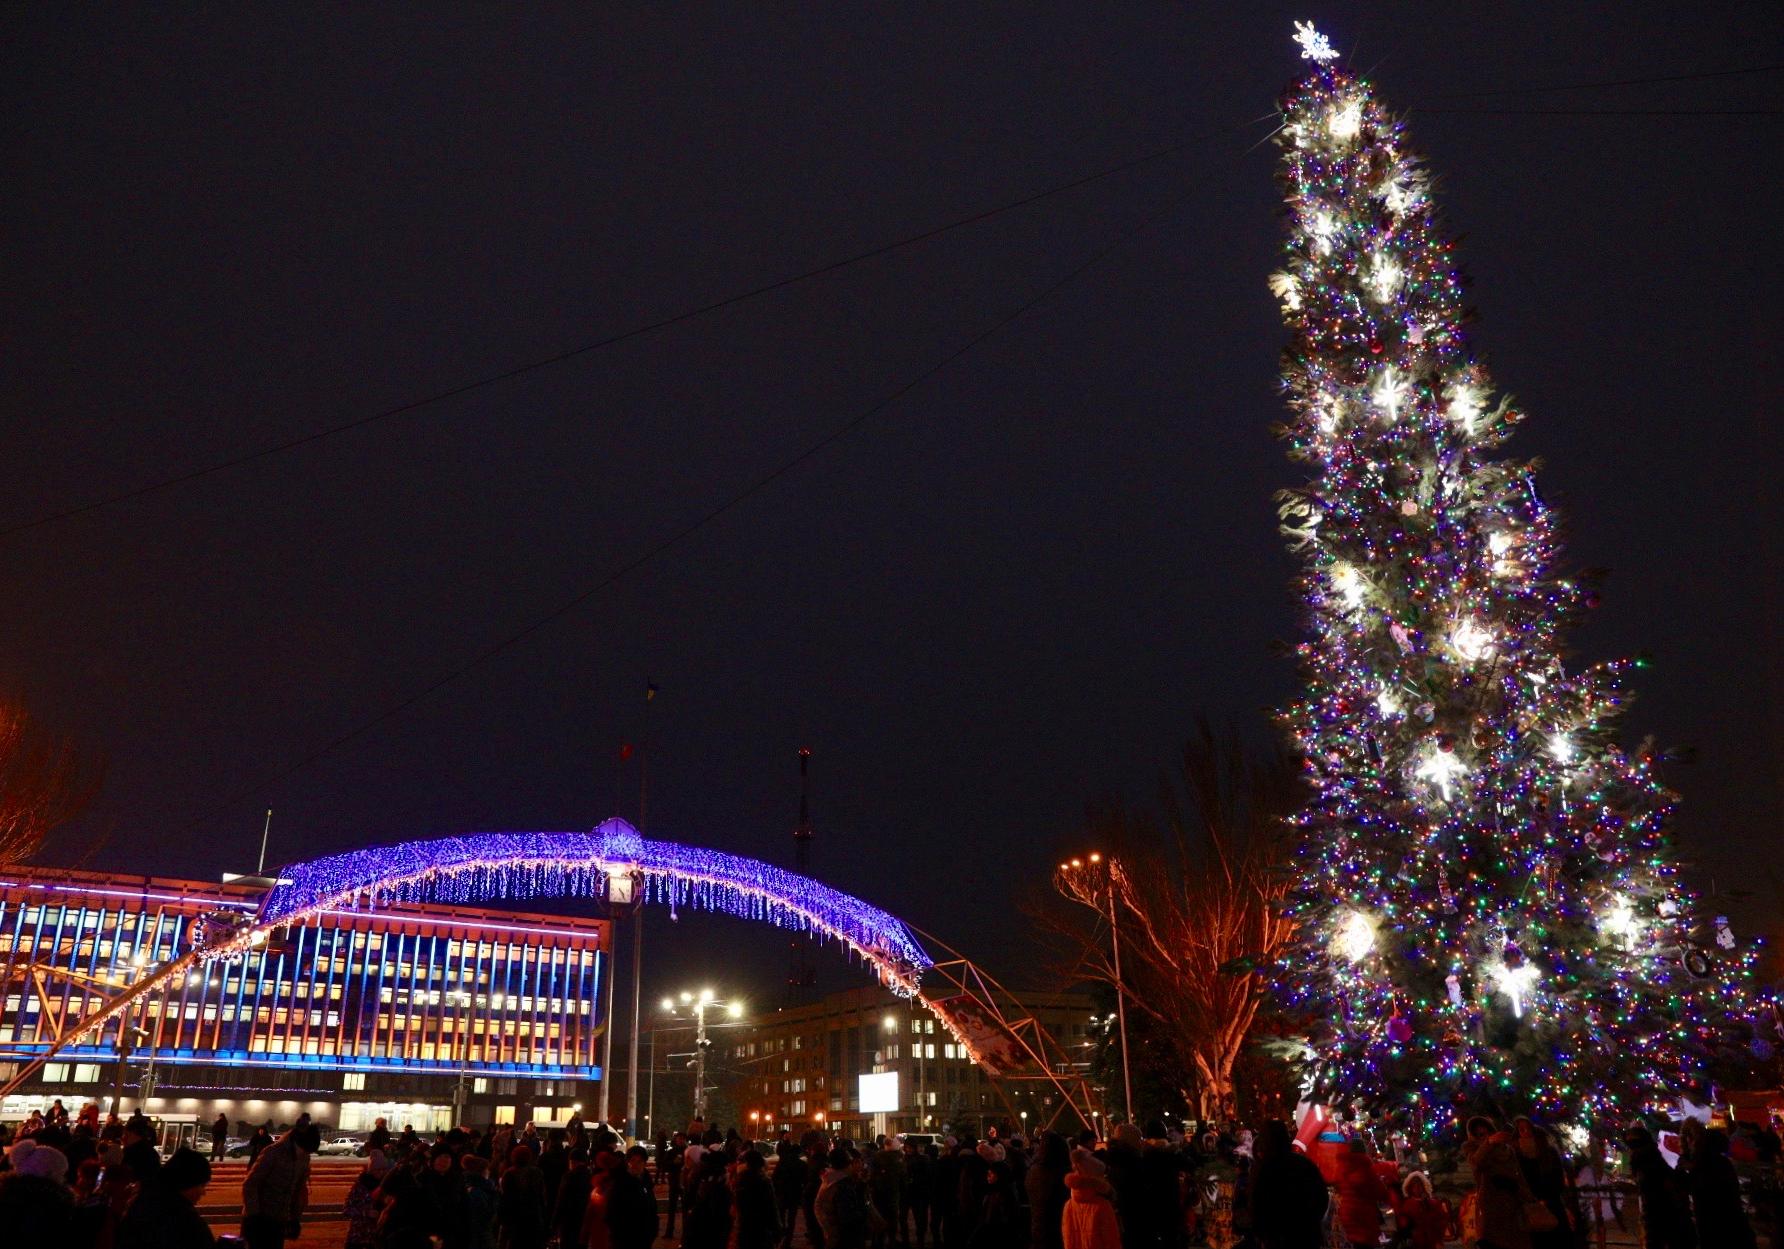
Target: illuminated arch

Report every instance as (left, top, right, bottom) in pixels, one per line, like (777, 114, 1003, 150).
(248, 819, 931, 995)
(2, 823, 1101, 1131)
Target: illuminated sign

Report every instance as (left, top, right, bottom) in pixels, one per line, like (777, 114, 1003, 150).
(858, 1071, 899, 1114)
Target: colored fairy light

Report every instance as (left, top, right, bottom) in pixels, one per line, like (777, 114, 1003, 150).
(252, 818, 932, 997)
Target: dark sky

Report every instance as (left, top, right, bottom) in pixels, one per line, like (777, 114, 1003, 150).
(2, 5, 1778, 1003)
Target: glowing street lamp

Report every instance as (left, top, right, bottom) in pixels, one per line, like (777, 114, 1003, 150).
(1053, 852, 1132, 1129)
(661, 989, 745, 1123)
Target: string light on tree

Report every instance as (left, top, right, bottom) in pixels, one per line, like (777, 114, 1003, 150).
(1414, 742, 1469, 803)
(1490, 955, 1542, 1019)
(1268, 22, 1762, 1142)
(1336, 910, 1377, 963)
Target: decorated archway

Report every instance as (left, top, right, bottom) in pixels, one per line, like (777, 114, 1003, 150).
(1, 821, 1100, 1129)
(247, 818, 930, 995)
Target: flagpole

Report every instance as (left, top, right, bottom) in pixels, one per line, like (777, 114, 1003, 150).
(624, 682, 653, 1139)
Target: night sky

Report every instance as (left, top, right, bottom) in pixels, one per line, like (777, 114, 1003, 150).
(3, 5, 1778, 1003)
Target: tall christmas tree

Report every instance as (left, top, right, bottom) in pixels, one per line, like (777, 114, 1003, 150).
(1270, 23, 1757, 1140)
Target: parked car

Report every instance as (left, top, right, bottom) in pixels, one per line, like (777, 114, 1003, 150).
(318, 1135, 363, 1156)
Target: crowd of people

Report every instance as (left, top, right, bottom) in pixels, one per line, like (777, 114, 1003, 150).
(1, 1100, 1774, 1249)
(0, 1101, 219, 1247)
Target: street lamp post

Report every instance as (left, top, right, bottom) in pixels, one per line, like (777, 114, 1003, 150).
(450, 990, 473, 1125)
(660, 990, 743, 1127)
(1056, 852, 1134, 1126)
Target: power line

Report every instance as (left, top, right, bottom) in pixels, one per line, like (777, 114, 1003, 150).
(1416, 107, 1782, 117)
(1439, 63, 1784, 98)
(0, 122, 1257, 540)
(178, 170, 1207, 834)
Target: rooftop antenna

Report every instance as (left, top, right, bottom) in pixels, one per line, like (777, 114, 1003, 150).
(256, 809, 273, 875)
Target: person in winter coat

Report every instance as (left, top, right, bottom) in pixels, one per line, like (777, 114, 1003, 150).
(774, 1140, 811, 1249)
(1246, 1122, 1328, 1249)
(240, 1124, 319, 1249)
(118, 1146, 216, 1249)
(868, 1137, 907, 1249)
(817, 1148, 874, 1249)
(1390, 1173, 1448, 1249)
(607, 1147, 659, 1249)
(904, 1139, 935, 1249)
(1622, 1128, 1693, 1249)
(804, 1140, 832, 1249)
(460, 1156, 500, 1249)
(682, 1149, 735, 1249)
(0, 1144, 76, 1242)
(735, 1149, 784, 1249)
(1334, 1141, 1393, 1249)
(497, 1145, 549, 1249)
(343, 1152, 393, 1249)
(1512, 1119, 1572, 1249)
(1061, 1149, 1120, 1249)
(661, 1133, 687, 1240)
(1465, 1129, 1532, 1249)
(1025, 1134, 1069, 1249)
(554, 1147, 595, 1249)
(1687, 1129, 1756, 1249)
(581, 1152, 615, 1249)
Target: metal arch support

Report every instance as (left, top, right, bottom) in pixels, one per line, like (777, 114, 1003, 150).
(910, 927, 1104, 1135)
(0, 950, 202, 1100)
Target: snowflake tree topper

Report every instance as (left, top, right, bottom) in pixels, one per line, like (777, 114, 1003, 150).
(1293, 21, 1339, 64)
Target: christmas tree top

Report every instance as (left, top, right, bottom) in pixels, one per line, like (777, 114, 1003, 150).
(1270, 23, 1760, 1140)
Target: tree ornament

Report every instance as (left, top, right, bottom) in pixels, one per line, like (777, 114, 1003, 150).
(1387, 1007, 1415, 1044)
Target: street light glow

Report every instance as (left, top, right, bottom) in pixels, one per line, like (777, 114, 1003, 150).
(661, 997, 676, 1011)
(699, 988, 714, 1004)
(883, 1014, 897, 1031)
(727, 1000, 744, 1018)
(680, 991, 693, 1003)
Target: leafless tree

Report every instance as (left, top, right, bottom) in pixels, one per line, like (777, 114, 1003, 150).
(0, 698, 100, 867)
(1047, 724, 1300, 1121)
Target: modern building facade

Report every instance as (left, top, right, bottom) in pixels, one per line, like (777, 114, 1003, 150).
(0, 864, 609, 1133)
(723, 984, 1097, 1139)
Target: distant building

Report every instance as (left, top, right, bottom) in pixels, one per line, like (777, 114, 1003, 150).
(0, 864, 609, 1133)
(722, 983, 1097, 1139)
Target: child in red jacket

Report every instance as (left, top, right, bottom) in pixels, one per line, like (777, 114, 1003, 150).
(1392, 1171, 1452, 1249)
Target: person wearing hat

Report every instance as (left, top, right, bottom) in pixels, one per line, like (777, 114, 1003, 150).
(241, 1123, 320, 1249)
(0, 1140, 75, 1241)
(344, 1150, 394, 1249)
(118, 1145, 214, 1249)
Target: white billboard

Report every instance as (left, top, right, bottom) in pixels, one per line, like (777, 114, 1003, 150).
(858, 1071, 899, 1114)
